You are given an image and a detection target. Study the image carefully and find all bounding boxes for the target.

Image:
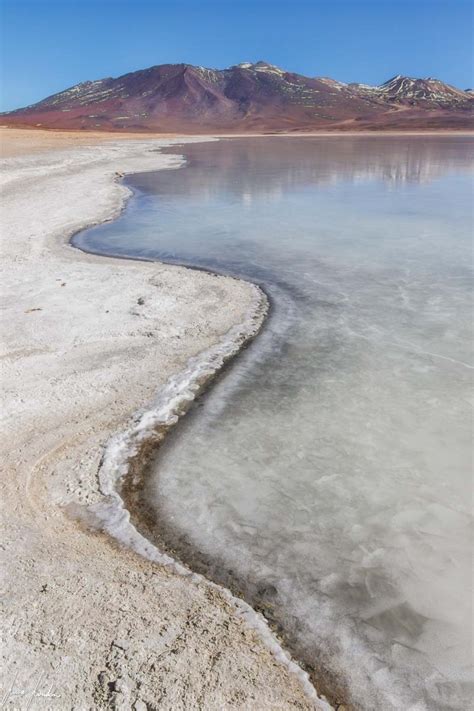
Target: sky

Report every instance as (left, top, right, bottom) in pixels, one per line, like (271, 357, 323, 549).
(0, 0, 472, 112)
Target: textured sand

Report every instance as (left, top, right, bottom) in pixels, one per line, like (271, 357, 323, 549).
(0, 128, 330, 709)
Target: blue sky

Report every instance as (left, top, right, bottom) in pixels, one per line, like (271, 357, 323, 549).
(0, 0, 472, 112)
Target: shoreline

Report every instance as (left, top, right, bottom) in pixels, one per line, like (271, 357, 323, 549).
(100, 161, 347, 708)
(74, 161, 346, 706)
(70, 154, 345, 708)
(69, 157, 335, 710)
(3, 124, 474, 138)
(0, 128, 329, 709)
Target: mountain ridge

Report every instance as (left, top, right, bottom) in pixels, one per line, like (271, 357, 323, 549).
(3, 61, 473, 132)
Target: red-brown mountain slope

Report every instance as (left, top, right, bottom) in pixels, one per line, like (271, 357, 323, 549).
(3, 62, 473, 132)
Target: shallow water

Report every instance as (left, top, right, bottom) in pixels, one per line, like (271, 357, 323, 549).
(76, 137, 473, 710)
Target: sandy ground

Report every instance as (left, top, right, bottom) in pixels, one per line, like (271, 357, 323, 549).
(0, 128, 329, 709)
(0, 127, 182, 157)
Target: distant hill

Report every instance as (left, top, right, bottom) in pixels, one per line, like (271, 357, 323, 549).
(3, 61, 473, 132)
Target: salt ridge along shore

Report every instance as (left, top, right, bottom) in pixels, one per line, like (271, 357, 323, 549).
(0, 128, 330, 710)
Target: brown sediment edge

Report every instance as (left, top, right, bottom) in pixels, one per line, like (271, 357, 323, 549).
(83, 281, 331, 710)
(117, 302, 350, 711)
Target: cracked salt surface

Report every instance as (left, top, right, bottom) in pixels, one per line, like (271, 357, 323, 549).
(76, 136, 474, 710)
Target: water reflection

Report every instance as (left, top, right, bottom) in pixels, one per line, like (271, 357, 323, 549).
(143, 135, 474, 198)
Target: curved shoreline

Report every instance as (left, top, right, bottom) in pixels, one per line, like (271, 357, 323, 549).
(78, 164, 346, 709)
(71, 163, 332, 710)
(1, 129, 330, 709)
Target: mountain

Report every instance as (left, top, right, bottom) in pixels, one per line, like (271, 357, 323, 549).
(351, 75, 471, 106)
(2, 62, 473, 132)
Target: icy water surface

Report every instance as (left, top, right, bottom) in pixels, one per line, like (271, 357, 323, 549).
(76, 137, 473, 710)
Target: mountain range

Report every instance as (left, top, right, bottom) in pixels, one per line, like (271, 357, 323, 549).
(3, 61, 473, 132)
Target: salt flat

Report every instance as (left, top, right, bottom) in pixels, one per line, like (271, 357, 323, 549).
(0, 129, 325, 710)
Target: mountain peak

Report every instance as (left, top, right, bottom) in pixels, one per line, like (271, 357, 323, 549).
(235, 61, 285, 75)
(377, 74, 469, 105)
